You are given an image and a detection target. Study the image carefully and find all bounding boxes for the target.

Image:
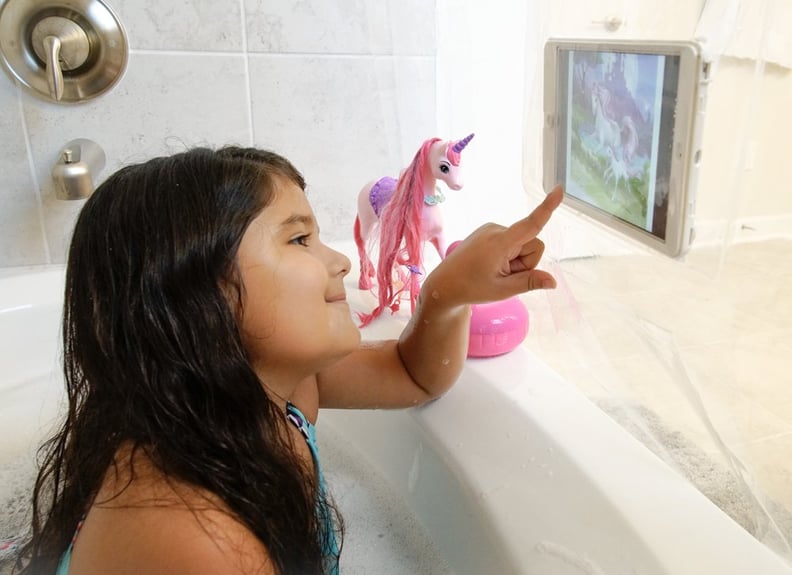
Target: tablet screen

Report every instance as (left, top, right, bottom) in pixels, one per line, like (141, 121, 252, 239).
(552, 48, 681, 240)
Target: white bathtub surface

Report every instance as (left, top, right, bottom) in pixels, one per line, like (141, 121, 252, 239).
(2, 264, 792, 574)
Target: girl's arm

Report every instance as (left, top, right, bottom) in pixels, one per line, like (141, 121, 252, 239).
(317, 186, 563, 410)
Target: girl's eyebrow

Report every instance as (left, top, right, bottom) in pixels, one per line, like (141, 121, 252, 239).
(279, 214, 315, 228)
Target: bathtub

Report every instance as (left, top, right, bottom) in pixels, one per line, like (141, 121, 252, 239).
(1, 264, 791, 575)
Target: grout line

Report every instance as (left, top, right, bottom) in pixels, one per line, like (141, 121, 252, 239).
(129, 48, 247, 57)
(239, 0, 255, 145)
(245, 52, 433, 60)
(16, 86, 51, 264)
(129, 48, 431, 60)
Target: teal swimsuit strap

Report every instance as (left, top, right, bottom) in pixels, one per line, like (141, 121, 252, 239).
(55, 515, 85, 575)
(286, 404, 317, 452)
(285, 402, 340, 572)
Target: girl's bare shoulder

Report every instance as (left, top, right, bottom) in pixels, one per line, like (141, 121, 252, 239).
(69, 444, 275, 575)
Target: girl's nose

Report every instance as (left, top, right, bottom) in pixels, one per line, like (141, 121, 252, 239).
(338, 253, 351, 277)
(328, 246, 351, 277)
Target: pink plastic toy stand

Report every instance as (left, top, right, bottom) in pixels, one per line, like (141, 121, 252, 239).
(445, 240, 530, 358)
(468, 297, 529, 358)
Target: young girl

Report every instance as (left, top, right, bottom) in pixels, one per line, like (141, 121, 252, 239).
(18, 146, 562, 574)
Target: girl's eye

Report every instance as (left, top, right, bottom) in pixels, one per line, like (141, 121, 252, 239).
(289, 234, 310, 247)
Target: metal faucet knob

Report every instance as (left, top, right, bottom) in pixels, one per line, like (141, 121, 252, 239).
(31, 16, 91, 101)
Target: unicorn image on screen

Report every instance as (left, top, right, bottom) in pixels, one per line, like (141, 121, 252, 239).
(568, 51, 663, 231)
(354, 134, 474, 326)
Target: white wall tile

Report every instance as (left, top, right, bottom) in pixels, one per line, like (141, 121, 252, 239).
(248, 54, 435, 241)
(0, 0, 436, 267)
(109, 0, 244, 51)
(22, 53, 251, 263)
(245, 0, 435, 55)
(0, 77, 47, 266)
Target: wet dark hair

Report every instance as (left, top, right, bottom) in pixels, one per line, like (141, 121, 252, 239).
(17, 146, 341, 574)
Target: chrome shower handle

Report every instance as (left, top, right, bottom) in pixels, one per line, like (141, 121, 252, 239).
(31, 16, 91, 102)
(43, 35, 64, 101)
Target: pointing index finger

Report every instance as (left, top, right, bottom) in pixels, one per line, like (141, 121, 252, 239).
(506, 185, 564, 244)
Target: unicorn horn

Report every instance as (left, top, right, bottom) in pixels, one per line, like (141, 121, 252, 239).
(452, 133, 475, 154)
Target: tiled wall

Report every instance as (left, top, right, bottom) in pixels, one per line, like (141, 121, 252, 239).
(0, 0, 437, 267)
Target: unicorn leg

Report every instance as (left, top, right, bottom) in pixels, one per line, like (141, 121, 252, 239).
(429, 235, 448, 259)
(354, 216, 375, 290)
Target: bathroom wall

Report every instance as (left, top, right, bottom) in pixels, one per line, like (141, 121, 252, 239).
(4, 0, 790, 270)
(0, 0, 437, 267)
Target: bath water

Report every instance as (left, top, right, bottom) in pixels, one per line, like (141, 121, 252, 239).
(318, 422, 454, 574)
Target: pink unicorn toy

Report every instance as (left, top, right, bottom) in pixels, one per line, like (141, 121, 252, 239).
(354, 133, 475, 326)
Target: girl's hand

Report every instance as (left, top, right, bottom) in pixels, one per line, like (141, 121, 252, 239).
(422, 185, 563, 307)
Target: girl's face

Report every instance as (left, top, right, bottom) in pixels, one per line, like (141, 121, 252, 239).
(236, 177, 360, 384)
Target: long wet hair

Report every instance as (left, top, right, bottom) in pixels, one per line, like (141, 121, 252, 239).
(17, 147, 341, 574)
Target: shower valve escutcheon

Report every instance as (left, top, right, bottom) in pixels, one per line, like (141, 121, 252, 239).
(0, 0, 128, 103)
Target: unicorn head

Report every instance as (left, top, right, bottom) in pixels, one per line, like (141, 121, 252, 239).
(428, 133, 474, 191)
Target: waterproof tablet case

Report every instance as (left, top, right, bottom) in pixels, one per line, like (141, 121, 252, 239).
(543, 39, 708, 256)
